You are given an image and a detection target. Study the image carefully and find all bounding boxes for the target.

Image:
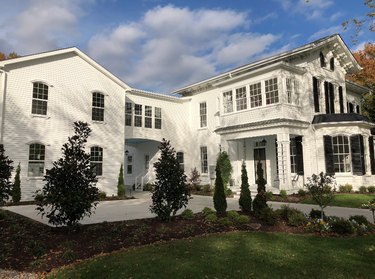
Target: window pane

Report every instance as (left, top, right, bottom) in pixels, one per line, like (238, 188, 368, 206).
(31, 100, 47, 115)
(265, 78, 278, 104)
(91, 147, 103, 176)
(29, 144, 45, 160)
(200, 146, 208, 173)
(28, 162, 44, 177)
(92, 92, 105, 108)
(235, 87, 247, 111)
(145, 106, 152, 117)
(145, 117, 152, 128)
(223, 91, 233, 113)
(332, 135, 351, 173)
(200, 102, 207, 128)
(249, 83, 262, 108)
(92, 108, 104, 121)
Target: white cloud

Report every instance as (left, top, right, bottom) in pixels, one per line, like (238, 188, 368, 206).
(308, 25, 343, 40)
(276, 0, 334, 20)
(88, 5, 280, 92)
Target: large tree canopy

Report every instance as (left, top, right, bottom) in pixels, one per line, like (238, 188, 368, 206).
(0, 51, 20, 61)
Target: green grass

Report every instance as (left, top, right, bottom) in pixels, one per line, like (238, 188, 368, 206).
(301, 193, 375, 208)
(49, 232, 375, 279)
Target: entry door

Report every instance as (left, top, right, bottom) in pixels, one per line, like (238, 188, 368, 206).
(254, 148, 267, 183)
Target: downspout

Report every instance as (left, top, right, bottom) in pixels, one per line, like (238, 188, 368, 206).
(0, 68, 7, 144)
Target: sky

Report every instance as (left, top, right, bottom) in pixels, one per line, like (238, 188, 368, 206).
(0, 0, 374, 92)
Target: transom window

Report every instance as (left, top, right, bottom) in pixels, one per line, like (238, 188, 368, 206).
(155, 107, 162, 129)
(134, 104, 142, 127)
(223, 91, 233, 113)
(200, 146, 208, 174)
(265, 78, 278, 104)
(32, 82, 48, 115)
(235, 87, 247, 111)
(90, 146, 103, 176)
(92, 92, 105, 121)
(332, 135, 351, 173)
(145, 105, 152, 128)
(125, 102, 132, 126)
(249, 82, 262, 108)
(200, 102, 207, 128)
(28, 143, 45, 177)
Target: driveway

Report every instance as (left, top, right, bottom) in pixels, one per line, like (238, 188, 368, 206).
(4, 192, 374, 226)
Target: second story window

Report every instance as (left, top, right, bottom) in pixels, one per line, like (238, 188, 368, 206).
(177, 151, 184, 171)
(320, 51, 326, 68)
(235, 86, 247, 111)
(155, 107, 162, 129)
(32, 82, 48, 115)
(28, 143, 45, 177)
(265, 78, 278, 104)
(90, 146, 103, 176)
(92, 92, 104, 121)
(134, 104, 142, 127)
(249, 82, 262, 108)
(145, 105, 152, 128)
(223, 91, 233, 113)
(286, 78, 293, 104)
(200, 102, 207, 128)
(125, 102, 132, 126)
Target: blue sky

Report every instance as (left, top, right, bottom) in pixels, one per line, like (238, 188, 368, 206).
(0, 0, 374, 92)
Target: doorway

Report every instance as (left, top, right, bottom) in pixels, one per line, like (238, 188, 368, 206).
(254, 148, 267, 183)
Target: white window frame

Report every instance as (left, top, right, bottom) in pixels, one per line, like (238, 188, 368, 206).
(200, 146, 208, 174)
(223, 90, 233, 113)
(235, 86, 247, 111)
(31, 82, 49, 116)
(125, 102, 132, 126)
(92, 92, 105, 121)
(28, 143, 45, 177)
(134, 104, 142, 127)
(145, 105, 152, 128)
(199, 102, 207, 128)
(249, 82, 262, 108)
(265, 77, 279, 105)
(332, 135, 351, 173)
(90, 146, 103, 176)
(155, 107, 162, 129)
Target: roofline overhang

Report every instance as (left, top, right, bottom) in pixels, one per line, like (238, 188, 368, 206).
(128, 89, 189, 103)
(313, 121, 375, 129)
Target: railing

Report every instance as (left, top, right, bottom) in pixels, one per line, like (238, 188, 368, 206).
(134, 170, 147, 191)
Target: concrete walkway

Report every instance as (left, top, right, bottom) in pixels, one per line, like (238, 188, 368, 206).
(4, 192, 374, 226)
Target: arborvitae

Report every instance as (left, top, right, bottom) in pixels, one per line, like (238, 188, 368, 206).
(253, 161, 268, 214)
(239, 161, 252, 213)
(12, 163, 21, 203)
(216, 151, 233, 189)
(35, 121, 99, 227)
(256, 161, 266, 193)
(213, 166, 227, 215)
(0, 144, 14, 205)
(150, 139, 190, 221)
(117, 164, 125, 197)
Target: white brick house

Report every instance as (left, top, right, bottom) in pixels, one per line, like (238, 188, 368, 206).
(1, 34, 374, 201)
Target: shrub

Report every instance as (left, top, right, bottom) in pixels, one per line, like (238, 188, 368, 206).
(12, 163, 21, 203)
(98, 191, 107, 200)
(202, 207, 215, 216)
(257, 207, 277, 226)
(216, 151, 233, 189)
(150, 139, 191, 221)
(359, 186, 368, 194)
(235, 214, 250, 224)
(298, 189, 307, 197)
(181, 209, 194, 220)
(309, 209, 326, 220)
(35, 122, 99, 227)
(367, 186, 375, 193)
(339, 184, 352, 193)
(225, 189, 233, 197)
(255, 161, 266, 193)
(239, 162, 252, 213)
(218, 217, 233, 226)
(213, 165, 227, 215)
(265, 190, 273, 200)
(279, 190, 287, 199)
(287, 211, 308, 227)
(143, 183, 153, 191)
(329, 218, 355, 235)
(349, 215, 369, 226)
(0, 144, 14, 206)
(117, 164, 125, 197)
(0, 209, 8, 220)
(202, 184, 211, 193)
(205, 213, 218, 222)
(253, 192, 267, 215)
(276, 205, 296, 221)
(227, 210, 240, 220)
(362, 199, 375, 224)
(188, 167, 201, 191)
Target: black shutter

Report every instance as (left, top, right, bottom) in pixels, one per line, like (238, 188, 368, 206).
(324, 81, 329, 114)
(295, 136, 304, 175)
(329, 82, 335, 114)
(369, 136, 375, 175)
(356, 105, 360, 114)
(330, 57, 335, 71)
(349, 103, 354, 113)
(350, 134, 365, 175)
(323, 135, 335, 175)
(313, 77, 320, 112)
(339, 86, 344, 113)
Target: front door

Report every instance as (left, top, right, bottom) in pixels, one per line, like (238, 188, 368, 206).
(254, 148, 267, 183)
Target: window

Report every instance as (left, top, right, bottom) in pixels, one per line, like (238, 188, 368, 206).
(290, 139, 297, 173)
(90, 146, 103, 176)
(294, 79, 300, 105)
(92, 92, 104, 121)
(125, 102, 132, 126)
(145, 154, 150, 171)
(265, 78, 279, 104)
(145, 106, 152, 128)
(320, 52, 326, 67)
(32, 82, 48, 115)
(223, 91, 233, 113)
(200, 146, 208, 174)
(200, 102, 207, 128)
(127, 155, 133, 174)
(155, 107, 162, 129)
(332, 136, 351, 173)
(134, 104, 142, 127)
(286, 78, 293, 104)
(177, 152, 184, 171)
(330, 57, 335, 71)
(28, 143, 45, 177)
(249, 82, 262, 108)
(235, 87, 247, 111)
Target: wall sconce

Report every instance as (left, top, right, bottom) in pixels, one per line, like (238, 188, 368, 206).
(261, 138, 267, 145)
(125, 150, 129, 156)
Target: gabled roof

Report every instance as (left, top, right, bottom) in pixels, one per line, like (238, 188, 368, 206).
(173, 34, 361, 95)
(0, 47, 130, 90)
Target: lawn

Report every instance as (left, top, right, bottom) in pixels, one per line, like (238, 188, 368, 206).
(301, 193, 374, 208)
(49, 231, 375, 279)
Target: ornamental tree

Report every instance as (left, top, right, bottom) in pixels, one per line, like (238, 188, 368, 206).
(35, 121, 99, 227)
(239, 161, 252, 213)
(305, 172, 336, 220)
(253, 161, 268, 214)
(0, 144, 14, 205)
(12, 163, 21, 203)
(213, 164, 227, 215)
(150, 139, 190, 221)
(216, 151, 233, 189)
(362, 198, 375, 224)
(117, 164, 125, 197)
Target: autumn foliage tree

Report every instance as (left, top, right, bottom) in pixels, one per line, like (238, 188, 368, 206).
(0, 51, 20, 61)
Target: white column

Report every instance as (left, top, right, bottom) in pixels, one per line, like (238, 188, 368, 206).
(277, 133, 291, 190)
(363, 135, 371, 175)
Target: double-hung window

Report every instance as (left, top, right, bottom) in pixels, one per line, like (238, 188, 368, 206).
(90, 146, 103, 176)
(145, 106, 152, 128)
(333, 136, 351, 173)
(235, 86, 247, 111)
(92, 92, 105, 121)
(125, 102, 132, 126)
(134, 104, 142, 127)
(200, 146, 208, 174)
(249, 82, 262, 108)
(200, 102, 207, 128)
(28, 143, 45, 177)
(286, 78, 293, 104)
(155, 107, 162, 129)
(32, 82, 48, 115)
(223, 91, 233, 113)
(265, 78, 279, 104)
(177, 152, 184, 171)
